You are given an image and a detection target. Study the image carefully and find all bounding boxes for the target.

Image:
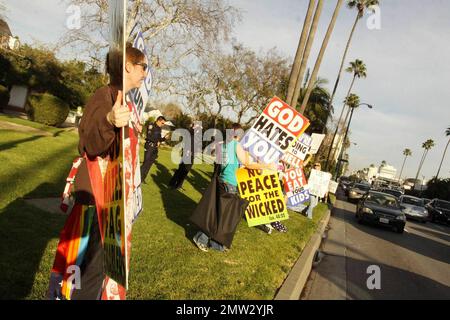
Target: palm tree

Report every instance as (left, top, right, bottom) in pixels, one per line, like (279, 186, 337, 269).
(326, 59, 367, 167)
(330, 93, 359, 161)
(398, 149, 412, 181)
(325, 0, 379, 125)
(288, 0, 324, 107)
(436, 127, 450, 179)
(414, 139, 435, 183)
(298, 77, 331, 133)
(299, 0, 344, 114)
(344, 93, 360, 109)
(286, 0, 317, 106)
(331, 93, 359, 163)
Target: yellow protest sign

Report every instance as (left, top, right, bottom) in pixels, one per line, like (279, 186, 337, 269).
(236, 168, 289, 227)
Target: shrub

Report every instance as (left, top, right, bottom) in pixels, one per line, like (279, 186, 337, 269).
(0, 85, 10, 107)
(26, 93, 70, 127)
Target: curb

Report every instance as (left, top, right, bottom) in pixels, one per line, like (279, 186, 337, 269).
(274, 207, 331, 300)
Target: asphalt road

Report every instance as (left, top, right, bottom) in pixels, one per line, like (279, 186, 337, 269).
(301, 189, 450, 300)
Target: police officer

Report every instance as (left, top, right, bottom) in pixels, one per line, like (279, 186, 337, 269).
(141, 116, 167, 183)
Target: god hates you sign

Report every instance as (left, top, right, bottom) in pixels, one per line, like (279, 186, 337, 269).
(237, 168, 288, 227)
(283, 167, 310, 206)
(241, 97, 310, 164)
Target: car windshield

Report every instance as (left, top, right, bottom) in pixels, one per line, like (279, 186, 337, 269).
(383, 189, 401, 197)
(436, 200, 450, 210)
(355, 184, 370, 191)
(402, 197, 424, 207)
(366, 193, 399, 209)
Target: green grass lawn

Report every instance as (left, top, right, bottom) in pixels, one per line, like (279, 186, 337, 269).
(0, 116, 329, 300)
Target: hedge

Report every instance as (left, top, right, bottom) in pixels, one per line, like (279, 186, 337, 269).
(26, 93, 70, 127)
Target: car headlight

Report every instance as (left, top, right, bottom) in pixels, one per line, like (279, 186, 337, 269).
(436, 210, 443, 215)
(396, 215, 406, 221)
(362, 207, 373, 214)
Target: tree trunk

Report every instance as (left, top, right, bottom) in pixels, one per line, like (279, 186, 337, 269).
(415, 149, 428, 182)
(398, 155, 408, 181)
(436, 138, 450, 179)
(290, 0, 324, 109)
(321, 12, 360, 131)
(327, 74, 356, 165)
(299, 0, 343, 114)
(286, 0, 316, 106)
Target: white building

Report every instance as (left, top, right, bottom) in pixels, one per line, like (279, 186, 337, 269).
(368, 167, 378, 182)
(378, 165, 397, 180)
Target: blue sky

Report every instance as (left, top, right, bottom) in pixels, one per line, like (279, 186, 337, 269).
(3, 0, 450, 180)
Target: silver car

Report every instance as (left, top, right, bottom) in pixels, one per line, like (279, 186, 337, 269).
(348, 183, 371, 202)
(399, 195, 428, 223)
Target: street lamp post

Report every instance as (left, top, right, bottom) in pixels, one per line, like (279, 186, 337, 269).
(334, 103, 373, 180)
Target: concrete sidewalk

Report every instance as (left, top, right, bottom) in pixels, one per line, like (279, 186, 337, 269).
(301, 200, 347, 300)
(275, 205, 332, 300)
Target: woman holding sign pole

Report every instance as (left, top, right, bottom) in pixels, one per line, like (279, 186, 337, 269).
(192, 123, 277, 252)
(48, 45, 148, 300)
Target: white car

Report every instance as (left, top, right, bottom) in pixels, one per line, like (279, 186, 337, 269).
(399, 195, 428, 223)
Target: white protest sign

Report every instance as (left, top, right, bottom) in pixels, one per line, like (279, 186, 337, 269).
(309, 133, 325, 155)
(328, 180, 338, 194)
(308, 170, 332, 198)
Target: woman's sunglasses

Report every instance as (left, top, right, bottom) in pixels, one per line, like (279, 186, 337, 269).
(134, 62, 148, 72)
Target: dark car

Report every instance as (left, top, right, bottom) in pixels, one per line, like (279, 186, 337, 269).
(356, 191, 406, 233)
(347, 183, 371, 202)
(426, 199, 450, 225)
(380, 188, 403, 199)
(339, 177, 353, 192)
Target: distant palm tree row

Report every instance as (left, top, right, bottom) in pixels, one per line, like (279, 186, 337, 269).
(398, 127, 449, 183)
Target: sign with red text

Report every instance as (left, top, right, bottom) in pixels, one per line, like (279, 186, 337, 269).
(281, 133, 312, 168)
(241, 97, 310, 164)
(283, 167, 310, 206)
(237, 168, 288, 227)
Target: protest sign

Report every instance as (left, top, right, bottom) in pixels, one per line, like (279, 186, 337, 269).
(308, 169, 332, 198)
(281, 133, 312, 168)
(123, 29, 154, 224)
(283, 167, 311, 206)
(237, 168, 289, 227)
(130, 31, 153, 125)
(309, 133, 325, 155)
(241, 97, 310, 164)
(328, 180, 338, 194)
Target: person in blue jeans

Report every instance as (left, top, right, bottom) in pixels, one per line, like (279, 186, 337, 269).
(193, 123, 277, 252)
